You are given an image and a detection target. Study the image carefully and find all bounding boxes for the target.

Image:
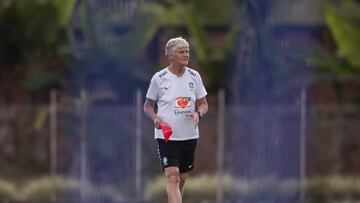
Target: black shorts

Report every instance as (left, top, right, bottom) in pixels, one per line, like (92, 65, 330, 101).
(156, 138, 197, 173)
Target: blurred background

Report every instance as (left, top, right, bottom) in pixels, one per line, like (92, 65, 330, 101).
(0, 0, 360, 203)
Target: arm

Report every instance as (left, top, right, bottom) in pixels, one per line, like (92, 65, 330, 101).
(196, 96, 208, 118)
(143, 98, 162, 129)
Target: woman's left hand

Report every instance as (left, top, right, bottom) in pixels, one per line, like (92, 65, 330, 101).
(186, 112, 200, 127)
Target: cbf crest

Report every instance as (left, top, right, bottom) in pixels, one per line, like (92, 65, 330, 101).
(188, 82, 194, 90)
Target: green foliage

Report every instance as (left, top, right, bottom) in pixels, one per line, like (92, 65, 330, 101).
(0, 0, 76, 91)
(307, 176, 360, 202)
(0, 179, 16, 201)
(185, 2, 240, 91)
(63, 0, 241, 93)
(324, 0, 360, 69)
(311, 0, 360, 78)
(144, 174, 360, 202)
(114, 6, 160, 62)
(145, 0, 238, 26)
(144, 174, 238, 200)
(145, 174, 299, 200)
(22, 70, 59, 91)
(143, 0, 241, 91)
(1, 174, 360, 202)
(307, 50, 358, 78)
(65, 0, 160, 87)
(0, 176, 124, 202)
(1, 0, 240, 92)
(303, 0, 360, 114)
(190, 0, 240, 26)
(52, 0, 76, 26)
(0, 0, 76, 53)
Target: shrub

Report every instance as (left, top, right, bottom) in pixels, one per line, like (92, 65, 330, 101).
(144, 174, 360, 202)
(0, 176, 124, 203)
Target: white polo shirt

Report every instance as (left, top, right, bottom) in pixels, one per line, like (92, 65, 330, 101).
(146, 67, 207, 140)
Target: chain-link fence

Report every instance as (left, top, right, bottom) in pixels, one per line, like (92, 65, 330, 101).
(1, 89, 360, 203)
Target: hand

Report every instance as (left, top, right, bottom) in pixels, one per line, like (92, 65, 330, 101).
(187, 111, 200, 127)
(153, 117, 162, 129)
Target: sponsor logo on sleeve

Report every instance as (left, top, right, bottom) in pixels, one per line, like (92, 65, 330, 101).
(187, 69, 196, 77)
(158, 70, 168, 78)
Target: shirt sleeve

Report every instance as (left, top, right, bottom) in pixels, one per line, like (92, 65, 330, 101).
(196, 74, 207, 99)
(146, 75, 159, 101)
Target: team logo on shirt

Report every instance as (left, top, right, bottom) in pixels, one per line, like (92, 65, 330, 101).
(189, 82, 194, 89)
(175, 97, 191, 108)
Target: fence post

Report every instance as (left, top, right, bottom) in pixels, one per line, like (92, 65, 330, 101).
(80, 89, 90, 202)
(135, 89, 143, 200)
(300, 88, 307, 203)
(50, 90, 57, 176)
(50, 89, 57, 202)
(216, 89, 225, 203)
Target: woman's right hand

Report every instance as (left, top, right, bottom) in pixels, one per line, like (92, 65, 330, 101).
(153, 117, 162, 129)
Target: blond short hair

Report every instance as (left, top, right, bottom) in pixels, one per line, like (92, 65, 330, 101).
(164, 37, 189, 57)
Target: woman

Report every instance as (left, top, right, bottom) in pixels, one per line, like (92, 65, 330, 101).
(144, 37, 208, 203)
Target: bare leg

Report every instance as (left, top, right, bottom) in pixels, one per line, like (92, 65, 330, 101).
(164, 166, 182, 203)
(179, 173, 188, 196)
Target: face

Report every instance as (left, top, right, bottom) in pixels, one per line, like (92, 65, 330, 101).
(170, 47, 189, 67)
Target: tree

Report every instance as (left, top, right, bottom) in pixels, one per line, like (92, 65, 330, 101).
(135, 0, 241, 92)
(0, 0, 76, 101)
(0, 0, 76, 179)
(308, 0, 360, 175)
(309, 0, 360, 78)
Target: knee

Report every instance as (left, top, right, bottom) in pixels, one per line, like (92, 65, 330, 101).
(167, 174, 180, 185)
(165, 168, 180, 184)
(180, 174, 188, 183)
